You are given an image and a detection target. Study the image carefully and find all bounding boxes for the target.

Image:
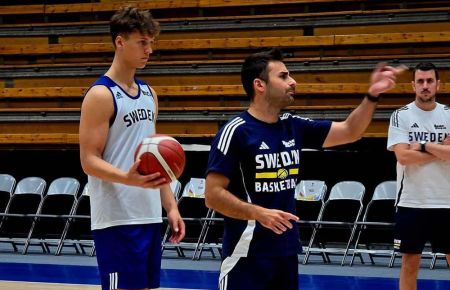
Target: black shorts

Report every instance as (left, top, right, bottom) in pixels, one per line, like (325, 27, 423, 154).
(394, 206, 450, 254)
(219, 255, 298, 290)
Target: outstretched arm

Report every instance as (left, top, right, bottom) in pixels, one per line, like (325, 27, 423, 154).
(205, 172, 299, 235)
(323, 63, 407, 148)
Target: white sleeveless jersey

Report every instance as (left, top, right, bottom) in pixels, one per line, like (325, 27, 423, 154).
(87, 76, 162, 230)
(387, 101, 450, 208)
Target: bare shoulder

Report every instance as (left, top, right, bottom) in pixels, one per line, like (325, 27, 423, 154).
(83, 85, 113, 104)
(149, 86, 158, 101)
(81, 85, 114, 112)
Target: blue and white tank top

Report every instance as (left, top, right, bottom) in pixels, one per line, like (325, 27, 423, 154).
(87, 75, 162, 230)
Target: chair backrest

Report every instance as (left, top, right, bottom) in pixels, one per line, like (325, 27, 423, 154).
(40, 178, 79, 215)
(295, 180, 327, 243)
(46, 177, 80, 196)
(0, 174, 16, 213)
(363, 181, 397, 224)
(328, 181, 365, 201)
(372, 181, 396, 200)
(295, 180, 327, 201)
(13, 177, 46, 196)
(75, 193, 91, 216)
(73, 184, 90, 215)
(170, 180, 182, 200)
(182, 178, 206, 198)
(0, 174, 16, 194)
(81, 183, 89, 196)
(316, 181, 366, 244)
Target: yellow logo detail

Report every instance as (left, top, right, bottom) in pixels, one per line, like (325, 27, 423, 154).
(277, 168, 288, 179)
(255, 168, 299, 179)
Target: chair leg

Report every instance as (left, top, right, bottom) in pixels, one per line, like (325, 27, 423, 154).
(55, 220, 71, 256)
(194, 219, 210, 260)
(430, 253, 437, 270)
(11, 241, 18, 252)
(367, 251, 375, 265)
(341, 224, 359, 266)
(194, 209, 214, 261)
(349, 251, 356, 266)
(22, 240, 30, 255)
(303, 225, 319, 265)
(349, 225, 365, 267)
(55, 239, 64, 256)
(41, 241, 49, 253)
(389, 251, 397, 268)
(160, 224, 171, 254)
(89, 243, 96, 257)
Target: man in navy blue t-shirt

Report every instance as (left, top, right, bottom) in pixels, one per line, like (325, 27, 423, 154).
(205, 48, 406, 290)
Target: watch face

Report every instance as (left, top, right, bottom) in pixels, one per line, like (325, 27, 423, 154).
(420, 141, 426, 152)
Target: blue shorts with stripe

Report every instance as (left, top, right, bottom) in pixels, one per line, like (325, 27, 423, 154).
(219, 255, 298, 290)
(92, 223, 162, 290)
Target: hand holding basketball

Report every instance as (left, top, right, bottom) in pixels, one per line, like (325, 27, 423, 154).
(134, 134, 186, 182)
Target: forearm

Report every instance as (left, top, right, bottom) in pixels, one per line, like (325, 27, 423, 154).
(342, 97, 378, 141)
(396, 149, 437, 165)
(81, 154, 128, 184)
(160, 184, 178, 213)
(205, 187, 260, 221)
(425, 143, 450, 161)
(325, 97, 378, 147)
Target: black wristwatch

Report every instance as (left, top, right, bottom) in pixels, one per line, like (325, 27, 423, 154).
(420, 140, 427, 152)
(365, 93, 380, 103)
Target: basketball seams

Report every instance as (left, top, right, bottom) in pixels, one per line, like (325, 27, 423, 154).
(137, 143, 176, 181)
(157, 143, 186, 161)
(135, 135, 185, 181)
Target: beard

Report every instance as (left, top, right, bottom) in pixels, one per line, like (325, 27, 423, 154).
(418, 92, 435, 103)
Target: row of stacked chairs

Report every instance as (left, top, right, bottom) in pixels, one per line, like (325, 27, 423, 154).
(0, 174, 448, 269)
(0, 174, 92, 256)
(0, 173, 181, 257)
(165, 178, 449, 269)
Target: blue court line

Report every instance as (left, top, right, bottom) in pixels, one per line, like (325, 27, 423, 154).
(0, 262, 449, 290)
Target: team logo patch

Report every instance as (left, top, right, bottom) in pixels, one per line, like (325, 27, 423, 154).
(434, 124, 447, 130)
(277, 168, 289, 179)
(259, 142, 270, 150)
(282, 139, 295, 148)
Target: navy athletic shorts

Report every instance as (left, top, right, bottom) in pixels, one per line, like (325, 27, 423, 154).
(219, 255, 298, 290)
(394, 206, 450, 254)
(92, 223, 162, 290)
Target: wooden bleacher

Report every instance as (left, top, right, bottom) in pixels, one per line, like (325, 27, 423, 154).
(1, 1, 450, 144)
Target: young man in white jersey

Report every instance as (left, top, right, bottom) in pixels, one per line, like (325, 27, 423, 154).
(387, 62, 450, 290)
(79, 7, 185, 290)
(205, 48, 406, 290)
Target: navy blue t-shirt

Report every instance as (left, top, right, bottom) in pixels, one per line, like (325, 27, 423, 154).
(206, 111, 331, 258)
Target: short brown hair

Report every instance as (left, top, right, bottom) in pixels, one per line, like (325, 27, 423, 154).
(110, 7, 160, 46)
(413, 62, 439, 81)
(241, 48, 284, 99)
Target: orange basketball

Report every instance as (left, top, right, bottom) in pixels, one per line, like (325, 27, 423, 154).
(134, 134, 186, 181)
